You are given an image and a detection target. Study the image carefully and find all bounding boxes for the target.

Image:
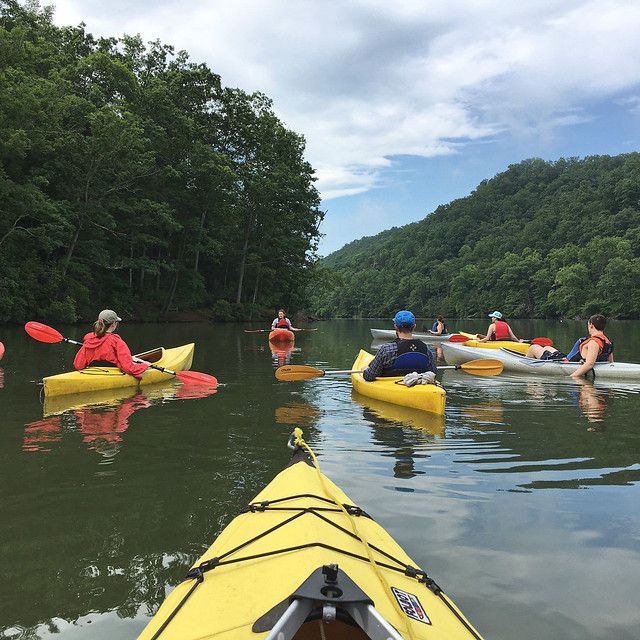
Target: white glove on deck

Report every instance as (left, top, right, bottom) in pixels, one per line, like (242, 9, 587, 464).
(402, 371, 436, 386)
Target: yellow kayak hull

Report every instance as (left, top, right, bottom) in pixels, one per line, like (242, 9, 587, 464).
(457, 332, 528, 354)
(42, 343, 194, 397)
(139, 439, 483, 639)
(351, 350, 446, 416)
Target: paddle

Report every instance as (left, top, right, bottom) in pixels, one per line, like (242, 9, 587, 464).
(24, 321, 218, 386)
(448, 333, 554, 347)
(275, 358, 503, 381)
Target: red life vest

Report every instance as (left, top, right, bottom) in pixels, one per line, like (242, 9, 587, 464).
(493, 320, 510, 340)
(275, 318, 291, 328)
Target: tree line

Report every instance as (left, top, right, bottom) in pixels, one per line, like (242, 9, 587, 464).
(311, 154, 640, 319)
(0, 1, 323, 323)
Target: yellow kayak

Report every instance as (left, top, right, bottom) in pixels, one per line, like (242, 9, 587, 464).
(138, 429, 484, 640)
(42, 343, 194, 397)
(456, 332, 528, 354)
(351, 350, 446, 416)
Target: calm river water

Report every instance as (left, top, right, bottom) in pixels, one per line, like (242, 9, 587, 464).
(1, 319, 639, 639)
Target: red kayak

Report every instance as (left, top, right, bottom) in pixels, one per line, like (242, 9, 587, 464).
(0, 341, 4, 360)
(269, 328, 295, 343)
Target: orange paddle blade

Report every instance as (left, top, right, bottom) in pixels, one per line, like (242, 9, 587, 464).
(275, 365, 325, 381)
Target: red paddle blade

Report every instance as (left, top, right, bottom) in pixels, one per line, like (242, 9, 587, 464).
(25, 321, 64, 344)
(531, 337, 554, 347)
(174, 370, 218, 387)
(449, 334, 471, 343)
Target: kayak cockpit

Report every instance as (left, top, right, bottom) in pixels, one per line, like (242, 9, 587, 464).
(134, 347, 164, 363)
(257, 564, 403, 640)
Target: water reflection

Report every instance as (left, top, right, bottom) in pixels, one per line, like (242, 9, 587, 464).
(23, 383, 217, 456)
(275, 400, 321, 426)
(269, 343, 301, 367)
(461, 398, 505, 427)
(352, 391, 445, 435)
(445, 374, 640, 489)
(574, 379, 611, 426)
(351, 391, 445, 479)
(0, 367, 4, 389)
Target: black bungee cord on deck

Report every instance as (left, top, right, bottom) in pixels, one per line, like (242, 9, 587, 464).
(147, 491, 482, 640)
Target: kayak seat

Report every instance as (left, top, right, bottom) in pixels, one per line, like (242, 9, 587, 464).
(380, 352, 431, 377)
(87, 360, 118, 368)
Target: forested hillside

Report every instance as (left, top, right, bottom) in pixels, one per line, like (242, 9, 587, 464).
(311, 154, 640, 319)
(0, 1, 322, 323)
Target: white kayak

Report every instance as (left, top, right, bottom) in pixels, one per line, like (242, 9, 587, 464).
(441, 342, 640, 381)
(370, 328, 455, 343)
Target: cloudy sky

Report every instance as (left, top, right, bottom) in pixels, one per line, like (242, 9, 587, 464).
(53, 0, 640, 254)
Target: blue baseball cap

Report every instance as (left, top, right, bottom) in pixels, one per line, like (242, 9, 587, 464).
(488, 311, 503, 319)
(393, 310, 416, 327)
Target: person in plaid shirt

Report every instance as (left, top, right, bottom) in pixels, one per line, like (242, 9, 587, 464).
(362, 310, 436, 381)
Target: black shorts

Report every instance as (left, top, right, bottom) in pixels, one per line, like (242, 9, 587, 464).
(540, 350, 566, 361)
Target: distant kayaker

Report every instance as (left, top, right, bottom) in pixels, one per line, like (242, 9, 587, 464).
(271, 309, 297, 330)
(362, 310, 437, 381)
(476, 311, 522, 343)
(526, 314, 614, 378)
(73, 309, 149, 379)
(429, 315, 448, 336)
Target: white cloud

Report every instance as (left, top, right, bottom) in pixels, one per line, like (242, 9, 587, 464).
(616, 96, 640, 115)
(52, 0, 640, 201)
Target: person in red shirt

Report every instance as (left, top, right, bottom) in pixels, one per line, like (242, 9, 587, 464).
(73, 309, 149, 379)
(476, 311, 522, 343)
(271, 309, 297, 330)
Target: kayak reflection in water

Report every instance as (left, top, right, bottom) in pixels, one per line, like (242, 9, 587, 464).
(269, 343, 300, 367)
(526, 314, 614, 378)
(73, 309, 149, 378)
(23, 384, 217, 455)
(23, 394, 150, 456)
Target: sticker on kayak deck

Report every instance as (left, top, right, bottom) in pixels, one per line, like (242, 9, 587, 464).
(391, 587, 431, 625)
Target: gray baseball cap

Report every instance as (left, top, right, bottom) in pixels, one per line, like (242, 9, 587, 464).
(98, 309, 122, 324)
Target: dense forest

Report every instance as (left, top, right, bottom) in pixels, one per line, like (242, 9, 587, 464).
(311, 154, 640, 319)
(0, 1, 322, 323)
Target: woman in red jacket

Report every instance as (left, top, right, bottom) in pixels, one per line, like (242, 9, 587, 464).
(73, 310, 149, 379)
